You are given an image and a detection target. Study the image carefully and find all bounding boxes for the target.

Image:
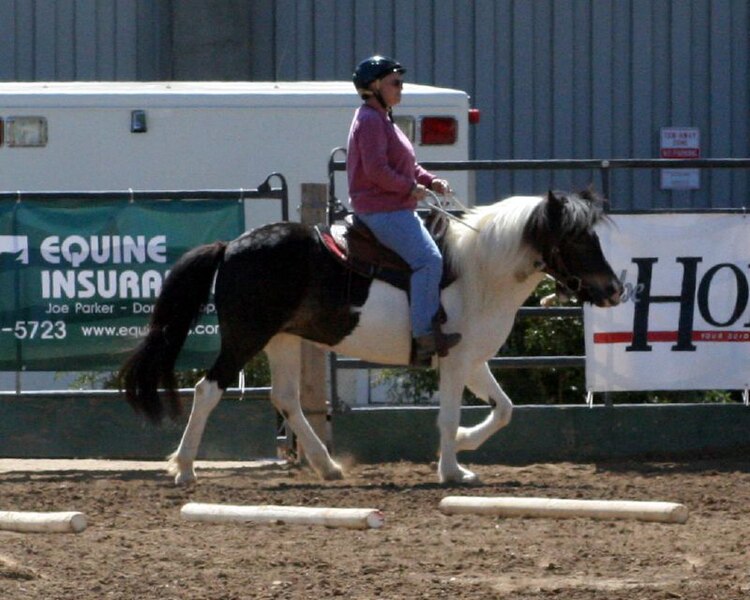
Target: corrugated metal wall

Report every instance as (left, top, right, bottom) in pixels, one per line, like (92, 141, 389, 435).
(245, 0, 748, 210)
(0, 0, 170, 81)
(1, 0, 747, 209)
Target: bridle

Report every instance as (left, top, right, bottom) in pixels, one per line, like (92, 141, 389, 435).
(536, 243, 584, 296)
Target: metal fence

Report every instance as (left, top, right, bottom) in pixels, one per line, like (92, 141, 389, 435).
(0, 173, 289, 396)
(328, 153, 750, 216)
(0, 172, 290, 220)
(3, 159, 749, 407)
(326, 156, 750, 410)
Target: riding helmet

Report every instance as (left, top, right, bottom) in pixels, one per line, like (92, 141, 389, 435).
(352, 55, 406, 96)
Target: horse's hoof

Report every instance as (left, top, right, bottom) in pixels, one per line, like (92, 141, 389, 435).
(323, 468, 344, 481)
(321, 462, 345, 481)
(174, 471, 196, 486)
(439, 468, 481, 486)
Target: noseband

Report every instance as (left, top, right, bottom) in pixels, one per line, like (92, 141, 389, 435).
(537, 245, 584, 296)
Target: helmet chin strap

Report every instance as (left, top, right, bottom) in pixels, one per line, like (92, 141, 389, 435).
(370, 81, 393, 121)
(376, 94, 394, 121)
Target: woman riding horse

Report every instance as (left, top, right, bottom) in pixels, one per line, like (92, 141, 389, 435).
(120, 183, 623, 485)
(348, 55, 461, 363)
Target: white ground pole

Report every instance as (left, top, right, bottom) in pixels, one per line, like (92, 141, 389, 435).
(181, 503, 385, 529)
(439, 496, 688, 524)
(0, 510, 87, 533)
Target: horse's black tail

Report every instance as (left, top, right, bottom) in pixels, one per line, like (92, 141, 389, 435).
(119, 241, 227, 423)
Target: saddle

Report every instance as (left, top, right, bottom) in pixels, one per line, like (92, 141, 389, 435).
(315, 213, 456, 293)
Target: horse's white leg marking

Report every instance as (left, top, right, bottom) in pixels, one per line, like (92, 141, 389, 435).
(436, 358, 479, 485)
(455, 362, 513, 452)
(265, 335, 343, 480)
(167, 377, 223, 485)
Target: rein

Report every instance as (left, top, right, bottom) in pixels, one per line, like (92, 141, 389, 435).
(422, 190, 480, 233)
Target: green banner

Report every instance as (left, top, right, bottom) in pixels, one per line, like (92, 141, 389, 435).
(0, 199, 243, 370)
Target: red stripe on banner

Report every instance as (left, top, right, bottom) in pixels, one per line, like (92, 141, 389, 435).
(649, 331, 679, 342)
(592, 331, 677, 343)
(593, 332, 633, 344)
(593, 330, 750, 344)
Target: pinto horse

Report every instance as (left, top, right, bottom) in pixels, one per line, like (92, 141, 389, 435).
(120, 189, 622, 485)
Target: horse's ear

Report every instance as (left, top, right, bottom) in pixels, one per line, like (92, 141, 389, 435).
(581, 184, 605, 204)
(547, 189, 567, 206)
(546, 190, 566, 226)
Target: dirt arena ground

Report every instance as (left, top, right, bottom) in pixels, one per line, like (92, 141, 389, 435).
(1, 457, 749, 599)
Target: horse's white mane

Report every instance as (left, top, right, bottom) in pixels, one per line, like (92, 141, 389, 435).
(446, 195, 544, 281)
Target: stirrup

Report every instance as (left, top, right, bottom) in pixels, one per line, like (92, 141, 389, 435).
(413, 334, 438, 363)
(434, 331, 462, 358)
(431, 313, 461, 358)
(412, 328, 462, 363)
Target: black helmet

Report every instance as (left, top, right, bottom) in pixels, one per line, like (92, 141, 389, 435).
(352, 55, 406, 96)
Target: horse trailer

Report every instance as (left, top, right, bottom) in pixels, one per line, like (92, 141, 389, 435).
(0, 81, 475, 230)
(0, 80, 475, 398)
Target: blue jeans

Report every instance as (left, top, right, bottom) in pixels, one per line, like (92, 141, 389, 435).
(357, 210, 442, 337)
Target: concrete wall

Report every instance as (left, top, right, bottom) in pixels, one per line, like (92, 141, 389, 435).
(3, 398, 750, 465)
(0, 397, 278, 459)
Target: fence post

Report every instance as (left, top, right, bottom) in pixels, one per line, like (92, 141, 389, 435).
(298, 183, 332, 453)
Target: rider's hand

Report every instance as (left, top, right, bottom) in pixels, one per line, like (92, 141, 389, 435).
(430, 179, 451, 195)
(410, 183, 428, 200)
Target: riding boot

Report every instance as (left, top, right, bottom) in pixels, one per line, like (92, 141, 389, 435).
(413, 316, 462, 364)
(432, 315, 461, 358)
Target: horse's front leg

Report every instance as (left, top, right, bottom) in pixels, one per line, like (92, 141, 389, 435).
(455, 362, 513, 452)
(436, 360, 479, 485)
(167, 376, 224, 485)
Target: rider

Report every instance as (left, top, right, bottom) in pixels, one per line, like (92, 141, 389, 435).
(346, 55, 461, 362)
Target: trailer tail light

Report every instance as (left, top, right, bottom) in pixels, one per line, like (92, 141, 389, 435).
(469, 108, 481, 124)
(420, 116, 457, 145)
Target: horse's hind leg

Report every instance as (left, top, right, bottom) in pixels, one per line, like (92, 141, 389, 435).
(455, 362, 513, 452)
(265, 334, 343, 480)
(167, 341, 250, 485)
(167, 376, 224, 485)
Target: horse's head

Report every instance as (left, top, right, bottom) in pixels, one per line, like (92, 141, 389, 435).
(523, 188, 623, 307)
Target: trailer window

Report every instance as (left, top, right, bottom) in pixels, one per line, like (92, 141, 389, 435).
(6, 116, 48, 147)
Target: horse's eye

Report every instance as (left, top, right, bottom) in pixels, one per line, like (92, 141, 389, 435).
(572, 231, 596, 246)
(563, 233, 588, 249)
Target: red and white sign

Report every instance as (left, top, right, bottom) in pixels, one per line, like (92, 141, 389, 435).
(660, 127, 701, 189)
(584, 213, 749, 392)
(660, 127, 700, 159)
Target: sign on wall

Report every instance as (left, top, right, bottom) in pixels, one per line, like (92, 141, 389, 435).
(585, 213, 749, 392)
(0, 199, 242, 370)
(660, 127, 701, 190)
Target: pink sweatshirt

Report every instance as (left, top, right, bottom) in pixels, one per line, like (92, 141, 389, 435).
(346, 104, 435, 214)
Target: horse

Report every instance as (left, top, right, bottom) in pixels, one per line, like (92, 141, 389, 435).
(120, 188, 623, 485)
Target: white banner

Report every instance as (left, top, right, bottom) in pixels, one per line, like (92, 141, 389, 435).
(584, 213, 749, 392)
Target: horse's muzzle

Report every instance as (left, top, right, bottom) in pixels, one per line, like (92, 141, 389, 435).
(596, 280, 624, 307)
(582, 277, 623, 307)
